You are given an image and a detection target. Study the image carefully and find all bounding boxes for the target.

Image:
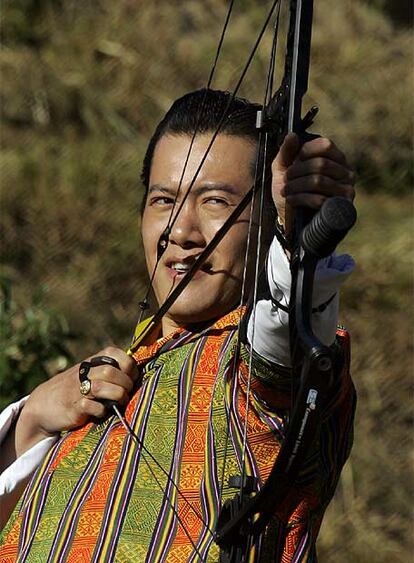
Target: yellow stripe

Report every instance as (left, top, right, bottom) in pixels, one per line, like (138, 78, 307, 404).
(49, 448, 104, 561)
(150, 339, 200, 560)
(97, 373, 162, 556)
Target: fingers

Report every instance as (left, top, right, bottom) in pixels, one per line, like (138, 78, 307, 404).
(79, 346, 139, 414)
(273, 135, 356, 214)
(285, 193, 327, 210)
(88, 366, 133, 394)
(286, 157, 356, 187)
(273, 133, 301, 172)
(81, 378, 130, 407)
(283, 175, 356, 201)
(90, 346, 139, 381)
(298, 136, 347, 165)
(78, 397, 107, 419)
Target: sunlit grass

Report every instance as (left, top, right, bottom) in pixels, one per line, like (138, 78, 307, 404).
(0, 1, 412, 559)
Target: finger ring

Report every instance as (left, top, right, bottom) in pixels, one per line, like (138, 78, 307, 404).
(80, 379, 92, 396)
(78, 356, 120, 398)
(79, 361, 92, 396)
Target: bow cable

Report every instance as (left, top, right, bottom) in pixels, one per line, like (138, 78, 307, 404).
(105, 0, 284, 553)
(238, 4, 281, 499)
(217, 9, 281, 498)
(136, 0, 236, 325)
(129, 0, 281, 352)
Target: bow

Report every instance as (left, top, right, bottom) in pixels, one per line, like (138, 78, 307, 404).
(116, 1, 357, 560)
(214, 2, 357, 560)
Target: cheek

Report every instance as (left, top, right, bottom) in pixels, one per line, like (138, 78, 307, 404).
(141, 218, 156, 268)
(222, 226, 250, 272)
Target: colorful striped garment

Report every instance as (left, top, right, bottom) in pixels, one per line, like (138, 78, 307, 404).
(0, 309, 355, 562)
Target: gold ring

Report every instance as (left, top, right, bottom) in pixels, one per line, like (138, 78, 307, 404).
(80, 379, 92, 396)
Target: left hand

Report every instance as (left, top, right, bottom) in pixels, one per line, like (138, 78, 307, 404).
(271, 133, 356, 234)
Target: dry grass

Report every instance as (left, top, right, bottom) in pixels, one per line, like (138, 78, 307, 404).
(318, 193, 413, 561)
(1, 0, 413, 559)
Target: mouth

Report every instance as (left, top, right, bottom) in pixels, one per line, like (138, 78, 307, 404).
(166, 257, 213, 279)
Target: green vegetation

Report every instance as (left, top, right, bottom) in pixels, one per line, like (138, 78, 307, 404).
(0, 0, 412, 560)
(0, 274, 75, 411)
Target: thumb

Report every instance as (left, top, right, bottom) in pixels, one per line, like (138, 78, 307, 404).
(272, 133, 301, 173)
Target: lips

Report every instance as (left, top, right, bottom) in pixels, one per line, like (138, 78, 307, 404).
(165, 255, 212, 278)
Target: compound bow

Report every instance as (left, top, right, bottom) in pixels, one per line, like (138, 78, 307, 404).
(112, 1, 357, 560)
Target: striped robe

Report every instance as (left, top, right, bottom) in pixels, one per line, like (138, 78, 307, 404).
(0, 309, 355, 562)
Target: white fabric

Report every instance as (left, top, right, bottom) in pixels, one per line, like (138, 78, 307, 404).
(248, 237, 355, 366)
(0, 398, 59, 496)
(0, 236, 354, 498)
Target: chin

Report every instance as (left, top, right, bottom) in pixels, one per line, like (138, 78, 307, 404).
(167, 298, 229, 327)
(168, 305, 216, 326)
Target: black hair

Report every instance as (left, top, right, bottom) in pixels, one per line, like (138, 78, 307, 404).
(141, 88, 263, 207)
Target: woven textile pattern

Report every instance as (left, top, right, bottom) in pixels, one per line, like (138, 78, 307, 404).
(0, 311, 355, 562)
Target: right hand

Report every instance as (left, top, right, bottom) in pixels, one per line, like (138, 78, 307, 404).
(15, 346, 139, 452)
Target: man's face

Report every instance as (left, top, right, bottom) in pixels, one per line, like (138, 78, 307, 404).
(141, 133, 257, 332)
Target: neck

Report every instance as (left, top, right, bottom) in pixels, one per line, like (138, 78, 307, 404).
(161, 316, 182, 338)
(161, 313, 225, 339)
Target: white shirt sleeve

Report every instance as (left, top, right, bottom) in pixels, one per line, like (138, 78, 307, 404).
(247, 236, 355, 367)
(0, 398, 59, 496)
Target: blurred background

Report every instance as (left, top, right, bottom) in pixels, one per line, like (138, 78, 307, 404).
(0, 0, 412, 560)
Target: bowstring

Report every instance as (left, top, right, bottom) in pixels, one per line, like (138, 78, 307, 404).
(112, 405, 212, 557)
(239, 3, 281, 503)
(216, 0, 282, 523)
(113, 0, 283, 551)
(136, 0, 236, 324)
(156, 0, 281, 251)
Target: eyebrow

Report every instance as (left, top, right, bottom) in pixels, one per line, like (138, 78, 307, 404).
(148, 183, 238, 196)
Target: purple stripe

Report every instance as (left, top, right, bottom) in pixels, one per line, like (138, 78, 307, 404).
(18, 472, 53, 562)
(180, 335, 218, 561)
(236, 373, 261, 483)
(189, 416, 218, 561)
(46, 423, 114, 562)
(258, 407, 285, 439)
(218, 327, 237, 364)
(292, 529, 309, 563)
(102, 370, 162, 562)
(190, 331, 238, 561)
(146, 359, 189, 560)
(51, 462, 101, 562)
(158, 330, 195, 355)
(18, 432, 70, 555)
(148, 336, 207, 562)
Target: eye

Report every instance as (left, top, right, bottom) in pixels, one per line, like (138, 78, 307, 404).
(204, 197, 229, 207)
(149, 196, 175, 207)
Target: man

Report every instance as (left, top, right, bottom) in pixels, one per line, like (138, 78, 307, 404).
(0, 89, 356, 561)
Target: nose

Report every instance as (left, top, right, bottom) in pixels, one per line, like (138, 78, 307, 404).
(169, 202, 206, 249)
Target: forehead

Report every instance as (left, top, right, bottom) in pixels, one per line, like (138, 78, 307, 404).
(149, 133, 257, 192)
